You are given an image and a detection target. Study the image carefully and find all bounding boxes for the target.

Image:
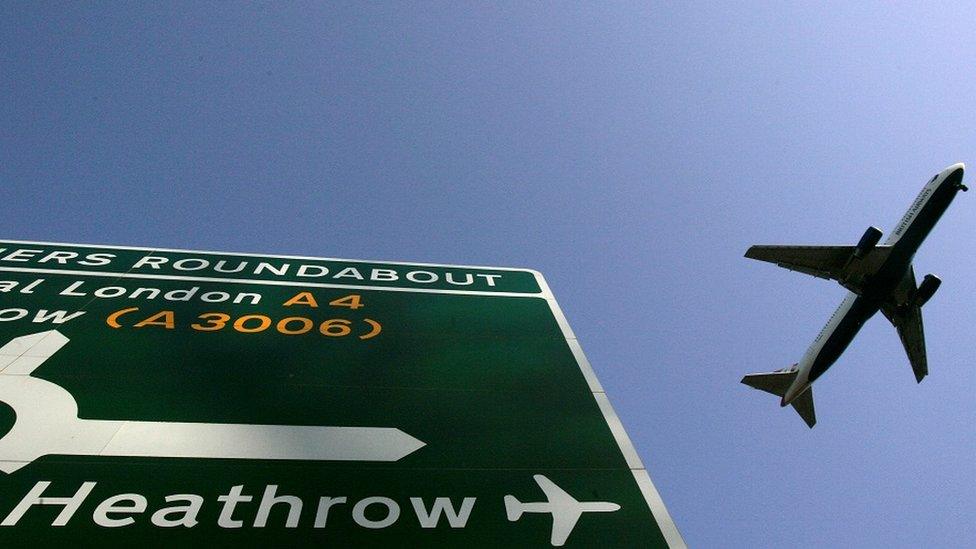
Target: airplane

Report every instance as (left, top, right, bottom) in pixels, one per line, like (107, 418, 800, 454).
(504, 474, 621, 547)
(742, 163, 968, 427)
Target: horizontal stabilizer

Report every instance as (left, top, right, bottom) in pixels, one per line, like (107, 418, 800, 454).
(504, 496, 523, 521)
(741, 369, 797, 397)
(741, 369, 817, 428)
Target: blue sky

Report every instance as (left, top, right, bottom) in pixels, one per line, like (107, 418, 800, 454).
(2, 3, 975, 546)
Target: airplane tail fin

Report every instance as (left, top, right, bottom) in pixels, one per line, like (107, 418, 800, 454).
(503, 495, 524, 521)
(789, 388, 817, 428)
(741, 369, 817, 428)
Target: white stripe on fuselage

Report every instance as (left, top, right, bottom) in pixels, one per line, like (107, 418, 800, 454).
(884, 170, 949, 245)
(786, 292, 858, 403)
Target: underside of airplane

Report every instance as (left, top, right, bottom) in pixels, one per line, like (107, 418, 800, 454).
(741, 163, 967, 428)
(746, 241, 936, 383)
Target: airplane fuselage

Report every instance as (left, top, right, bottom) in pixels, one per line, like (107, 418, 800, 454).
(782, 164, 967, 406)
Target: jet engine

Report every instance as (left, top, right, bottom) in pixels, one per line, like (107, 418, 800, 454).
(915, 274, 941, 307)
(853, 226, 883, 259)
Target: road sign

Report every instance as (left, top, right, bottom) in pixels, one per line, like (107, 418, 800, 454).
(0, 240, 683, 547)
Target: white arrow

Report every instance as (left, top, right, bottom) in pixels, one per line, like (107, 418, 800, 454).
(0, 331, 425, 473)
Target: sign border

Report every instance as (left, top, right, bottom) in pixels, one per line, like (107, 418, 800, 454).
(0, 238, 685, 548)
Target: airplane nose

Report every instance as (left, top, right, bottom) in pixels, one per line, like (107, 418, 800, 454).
(943, 163, 966, 190)
(943, 162, 964, 175)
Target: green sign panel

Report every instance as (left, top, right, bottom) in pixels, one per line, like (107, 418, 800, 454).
(0, 240, 683, 547)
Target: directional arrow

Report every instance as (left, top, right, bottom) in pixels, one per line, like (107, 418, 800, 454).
(0, 331, 425, 473)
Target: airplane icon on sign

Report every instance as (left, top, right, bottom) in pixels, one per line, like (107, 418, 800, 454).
(505, 474, 621, 547)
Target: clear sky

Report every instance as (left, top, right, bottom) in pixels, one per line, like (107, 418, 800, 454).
(2, 3, 974, 547)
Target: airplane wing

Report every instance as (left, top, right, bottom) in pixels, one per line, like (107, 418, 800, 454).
(880, 268, 928, 382)
(533, 475, 583, 547)
(745, 245, 891, 282)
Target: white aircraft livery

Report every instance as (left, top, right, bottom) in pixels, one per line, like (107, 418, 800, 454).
(742, 163, 968, 427)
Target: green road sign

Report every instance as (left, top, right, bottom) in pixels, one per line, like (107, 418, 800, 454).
(0, 240, 683, 547)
